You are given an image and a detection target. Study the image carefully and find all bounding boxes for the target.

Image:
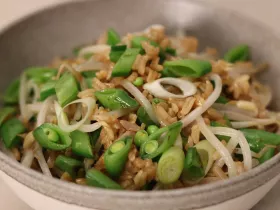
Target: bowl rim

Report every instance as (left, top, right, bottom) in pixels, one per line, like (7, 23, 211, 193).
(1, 0, 280, 209)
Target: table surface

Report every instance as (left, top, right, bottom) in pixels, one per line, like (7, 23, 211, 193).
(0, 0, 280, 209)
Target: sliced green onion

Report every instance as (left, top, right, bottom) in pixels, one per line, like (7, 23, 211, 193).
(259, 148, 275, 164)
(131, 36, 163, 60)
(84, 78, 93, 89)
(43, 127, 59, 143)
(110, 141, 125, 153)
(147, 125, 159, 135)
(143, 140, 158, 154)
(215, 95, 229, 104)
(182, 147, 204, 182)
(81, 71, 96, 88)
(148, 121, 181, 142)
(0, 107, 16, 126)
(86, 168, 122, 189)
(224, 44, 249, 63)
(133, 77, 144, 87)
(40, 80, 56, 101)
(160, 67, 178, 78)
(55, 73, 79, 107)
(109, 45, 127, 63)
(131, 36, 159, 48)
(89, 127, 102, 146)
(157, 146, 185, 184)
(111, 48, 141, 77)
(3, 78, 20, 104)
(104, 136, 133, 177)
(107, 28, 121, 46)
(141, 122, 182, 159)
(55, 155, 83, 178)
(165, 47, 177, 56)
(194, 140, 216, 174)
(136, 107, 155, 126)
(81, 71, 97, 78)
(163, 59, 212, 78)
(0, 118, 25, 148)
(33, 123, 72, 150)
(25, 67, 57, 84)
(241, 129, 280, 152)
(134, 130, 149, 147)
(131, 36, 150, 48)
(71, 130, 93, 158)
(95, 88, 139, 110)
(210, 121, 231, 142)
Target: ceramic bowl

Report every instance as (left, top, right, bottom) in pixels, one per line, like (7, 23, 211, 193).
(1, 0, 280, 210)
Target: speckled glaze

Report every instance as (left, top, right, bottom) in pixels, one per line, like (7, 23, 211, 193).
(1, 0, 280, 210)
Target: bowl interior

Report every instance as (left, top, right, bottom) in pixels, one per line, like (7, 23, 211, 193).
(1, 0, 280, 210)
(1, 0, 279, 109)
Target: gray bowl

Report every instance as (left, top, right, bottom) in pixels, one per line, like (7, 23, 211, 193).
(0, 1, 280, 210)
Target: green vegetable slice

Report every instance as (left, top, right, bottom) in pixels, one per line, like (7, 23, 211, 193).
(134, 130, 149, 147)
(131, 36, 159, 48)
(55, 73, 79, 107)
(111, 48, 140, 77)
(142, 140, 158, 154)
(107, 28, 121, 46)
(25, 67, 57, 84)
(210, 121, 231, 142)
(81, 71, 97, 78)
(0, 118, 25, 148)
(182, 147, 204, 182)
(241, 129, 280, 153)
(89, 127, 102, 146)
(3, 79, 20, 104)
(40, 80, 56, 101)
(147, 125, 159, 135)
(33, 123, 72, 150)
(55, 155, 83, 178)
(160, 67, 178, 78)
(224, 44, 250, 63)
(137, 107, 155, 126)
(86, 168, 122, 189)
(71, 130, 93, 158)
(109, 45, 127, 63)
(131, 36, 150, 48)
(133, 77, 144, 87)
(104, 136, 133, 177)
(81, 71, 97, 88)
(194, 140, 216, 175)
(163, 59, 212, 78)
(95, 88, 139, 110)
(0, 107, 16, 126)
(157, 146, 185, 184)
(140, 122, 182, 159)
(259, 148, 275, 164)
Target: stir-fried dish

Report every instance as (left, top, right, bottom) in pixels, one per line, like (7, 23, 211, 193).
(1, 25, 280, 190)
